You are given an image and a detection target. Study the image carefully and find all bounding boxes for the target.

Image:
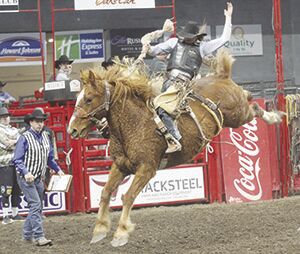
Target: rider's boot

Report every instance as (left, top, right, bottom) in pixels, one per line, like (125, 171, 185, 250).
(155, 108, 182, 153)
(164, 133, 182, 153)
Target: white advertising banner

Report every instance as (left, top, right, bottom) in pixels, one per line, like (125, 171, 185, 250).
(0, 192, 66, 217)
(0, 0, 19, 12)
(216, 24, 263, 56)
(89, 166, 205, 209)
(74, 0, 155, 10)
(0, 32, 46, 66)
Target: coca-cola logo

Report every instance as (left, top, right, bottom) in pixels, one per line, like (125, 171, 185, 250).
(229, 118, 263, 201)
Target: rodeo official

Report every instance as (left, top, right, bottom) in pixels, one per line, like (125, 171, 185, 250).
(13, 108, 64, 246)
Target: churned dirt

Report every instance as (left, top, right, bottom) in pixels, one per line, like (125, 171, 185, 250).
(1, 195, 300, 254)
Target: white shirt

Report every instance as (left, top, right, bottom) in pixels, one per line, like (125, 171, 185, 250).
(56, 69, 70, 81)
(149, 16, 232, 58)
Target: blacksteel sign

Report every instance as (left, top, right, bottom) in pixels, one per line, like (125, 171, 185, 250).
(0, 0, 19, 12)
(89, 166, 205, 209)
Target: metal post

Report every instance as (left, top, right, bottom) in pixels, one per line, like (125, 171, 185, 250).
(171, 0, 176, 34)
(51, 0, 56, 80)
(273, 0, 289, 196)
(37, 0, 46, 84)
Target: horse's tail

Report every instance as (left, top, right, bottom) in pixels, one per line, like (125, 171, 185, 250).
(214, 48, 235, 80)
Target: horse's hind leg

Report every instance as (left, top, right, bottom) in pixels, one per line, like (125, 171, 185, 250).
(111, 164, 155, 247)
(91, 163, 125, 243)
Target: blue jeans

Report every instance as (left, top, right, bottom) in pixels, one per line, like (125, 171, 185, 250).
(157, 108, 182, 140)
(17, 174, 44, 240)
(157, 78, 182, 140)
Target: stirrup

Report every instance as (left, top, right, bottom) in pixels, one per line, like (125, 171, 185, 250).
(165, 134, 182, 154)
(153, 114, 182, 153)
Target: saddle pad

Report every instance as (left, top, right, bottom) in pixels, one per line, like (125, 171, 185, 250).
(153, 86, 181, 115)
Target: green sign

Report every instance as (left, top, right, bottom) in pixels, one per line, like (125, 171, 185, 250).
(55, 30, 104, 62)
(55, 34, 80, 60)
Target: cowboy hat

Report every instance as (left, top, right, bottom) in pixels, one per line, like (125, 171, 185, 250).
(177, 21, 207, 40)
(0, 81, 7, 87)
(55, 55, 74, 69)
(24, 108, 47, 123)
(0, 107, 10, 117)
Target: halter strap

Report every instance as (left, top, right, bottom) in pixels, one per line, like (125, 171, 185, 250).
(74, 80, 111, 121)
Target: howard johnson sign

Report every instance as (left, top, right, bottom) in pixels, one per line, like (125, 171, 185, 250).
(0, 33, 46, 66)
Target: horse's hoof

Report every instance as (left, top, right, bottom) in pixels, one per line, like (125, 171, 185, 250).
(110, 235, 128, 247)
(90, 232, 107, 244)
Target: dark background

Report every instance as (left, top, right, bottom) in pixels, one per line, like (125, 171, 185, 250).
(0, 0, 299, 91)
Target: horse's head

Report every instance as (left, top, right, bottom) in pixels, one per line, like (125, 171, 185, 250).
(68, 70, 111, 138)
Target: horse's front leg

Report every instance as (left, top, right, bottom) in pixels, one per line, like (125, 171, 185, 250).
(91, 163, 125, 243)
(111, 164, 156, 247)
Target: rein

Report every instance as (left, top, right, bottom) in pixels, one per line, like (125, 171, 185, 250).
(74, 81, 111, 123)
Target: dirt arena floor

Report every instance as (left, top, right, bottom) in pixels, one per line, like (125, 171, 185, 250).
(1, 195, 300, 254)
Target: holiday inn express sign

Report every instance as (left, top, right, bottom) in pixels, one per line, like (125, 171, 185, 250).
(74, 0, 155, 10)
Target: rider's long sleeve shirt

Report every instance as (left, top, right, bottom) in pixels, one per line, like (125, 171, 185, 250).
(149, 15, 232, 58)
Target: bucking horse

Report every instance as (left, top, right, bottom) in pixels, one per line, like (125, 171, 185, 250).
(67, 49, 283, 247)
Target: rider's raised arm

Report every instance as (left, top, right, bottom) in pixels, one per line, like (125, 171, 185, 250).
(139, 19, 176, 60)
(200, 2, 233, 57)
(148, 37, 178, 56)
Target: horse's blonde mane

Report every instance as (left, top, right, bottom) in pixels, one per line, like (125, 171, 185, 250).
(210, 48, 235, 79)
(80, 58, 154, 103)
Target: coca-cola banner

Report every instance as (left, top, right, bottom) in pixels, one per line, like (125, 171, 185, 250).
(219, 106, 273, 203)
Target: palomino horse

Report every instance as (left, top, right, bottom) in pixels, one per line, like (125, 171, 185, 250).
(68, 50, 283, 247)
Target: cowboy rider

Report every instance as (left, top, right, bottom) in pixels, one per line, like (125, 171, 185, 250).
(144, 2, 233, 153)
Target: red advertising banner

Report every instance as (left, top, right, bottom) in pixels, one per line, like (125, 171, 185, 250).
(219, 100, 273, 203)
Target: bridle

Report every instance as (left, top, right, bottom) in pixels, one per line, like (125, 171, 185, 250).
(74, 80, 111, 124)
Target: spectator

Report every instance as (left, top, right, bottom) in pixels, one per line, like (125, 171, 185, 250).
(13, 108, 64, 246)
(0, 81, 16, 105)
(0, 107, 25, 224)
(55, 55, 74, 81)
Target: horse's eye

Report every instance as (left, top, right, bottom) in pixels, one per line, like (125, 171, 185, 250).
(86, 98, 93, 104)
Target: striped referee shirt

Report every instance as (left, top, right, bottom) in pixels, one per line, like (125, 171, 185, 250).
(13, 128, 61, 178)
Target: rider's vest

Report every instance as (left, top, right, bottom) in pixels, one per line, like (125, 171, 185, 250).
(167, 41, 202, 79)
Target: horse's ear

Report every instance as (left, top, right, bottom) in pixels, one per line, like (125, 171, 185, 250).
(88, 70, 96, 88)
